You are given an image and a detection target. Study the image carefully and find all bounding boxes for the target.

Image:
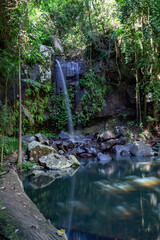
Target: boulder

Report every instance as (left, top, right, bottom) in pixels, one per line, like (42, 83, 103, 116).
(98, 131, 116, 142)
(87, 147, 97, 156)
(28, 141, 56, 162)
(130, 141, 154, 157)
(62, 140, 74, 150)
(105, 139, 118, 150)
(35, 133, 50, 145)
(22, 134, 36, 145)
(59, 131, 70, 140)
(39, 153, 80, 169)
(101, 137, 126, 151)
(110, 144, 133, 155)
(97, 153, 112, 164)
(76, 147, 85, 155)
(100, 143, 107, 151)
(118, 136, 126, 145)
(114, 126, 125, 138)
(54, 140, 62, 148)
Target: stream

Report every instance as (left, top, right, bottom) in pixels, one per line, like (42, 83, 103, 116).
(23, 157, 160, 240)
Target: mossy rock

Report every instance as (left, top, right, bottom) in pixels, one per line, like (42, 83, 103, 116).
(28, 141, 56, 162)
(39, 153, 80, 169)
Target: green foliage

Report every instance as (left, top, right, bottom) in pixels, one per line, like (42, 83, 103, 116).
(126, 131, 132, 139)
(0, 135, 19, 157)
(118, 113, 128, 121)
(77, 72, 111, 126)
(116, 0, 160, 120)
(0, 105, 13, 136)
(21, 160, 37, 171)
(146, 116, 158, 123)
(49, 84, 68, 132)
(0, 164, 9, 175)
(12, 82, 51, 134)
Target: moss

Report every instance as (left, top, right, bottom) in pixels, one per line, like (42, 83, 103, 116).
(0, 201, 20, 240)
(29, 143, 56, 162)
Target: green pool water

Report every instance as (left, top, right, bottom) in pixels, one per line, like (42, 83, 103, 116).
(23, 158, 160, 240)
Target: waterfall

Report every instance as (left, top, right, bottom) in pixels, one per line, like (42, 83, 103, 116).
(75, 62, 80, 104)
(56, 60, 74, 135)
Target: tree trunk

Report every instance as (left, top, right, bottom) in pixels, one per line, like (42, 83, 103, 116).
(135, 51, 142, 125)
(17, 47, 22, 165)
(1, 132, 4, 164)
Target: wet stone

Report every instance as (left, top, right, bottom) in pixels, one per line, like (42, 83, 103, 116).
(97, 153, 112, 163)
(98, 131, 116, 142)
(130, 141, 154, 157)
(35, 133, 50, 145)
(22, 134, 36, 145)
(59, 131, 70, 140)
(114, 126, 125, 138)
(79, 153, 93, 158)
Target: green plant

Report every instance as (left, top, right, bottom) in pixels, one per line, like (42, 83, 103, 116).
(126, 131, 131, 138)
(77, 72, 111, 126)
(0, 135, 19, 158)
(118, 113, 128, 121)
(49, 84, 68, 132)
(0, 163, 9, 175)
(12, 82, 51, 134)
(146, 116, 158, 123)
(139, 132, 145, 138)
(21, 160, 37, 171)
(49, 84, 76, 133)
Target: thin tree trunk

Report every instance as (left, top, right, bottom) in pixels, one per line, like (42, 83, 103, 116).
(135, 49, 142, 125)
(153, 102, 158, 127)
(17, 47, 22, 165)
(5, 74, 8, 105)
(114, 38, 121, 84)
(144, 94, 147, 120)
(135, 53, 139, 121)
(1, 132, 4, 164)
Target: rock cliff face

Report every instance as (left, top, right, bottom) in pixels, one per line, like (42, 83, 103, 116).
(99, 85, 136, 118)
(0, 44, 54, 104)
(0, 44, 136, 125)
(54, 59, 136, 120)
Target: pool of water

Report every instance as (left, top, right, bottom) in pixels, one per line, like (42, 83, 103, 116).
(23, 158, 160, 240)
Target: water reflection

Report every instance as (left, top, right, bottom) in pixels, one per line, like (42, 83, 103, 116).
(24, 158, 160, 240)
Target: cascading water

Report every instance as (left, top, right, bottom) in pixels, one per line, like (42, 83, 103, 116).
(56, 60, 74, 135)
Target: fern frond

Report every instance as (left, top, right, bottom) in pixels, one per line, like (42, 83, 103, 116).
(21, 105, 34, 124)
(21, 78, 41, 87)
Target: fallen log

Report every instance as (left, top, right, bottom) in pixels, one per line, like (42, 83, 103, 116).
(0, 169, 65, 240)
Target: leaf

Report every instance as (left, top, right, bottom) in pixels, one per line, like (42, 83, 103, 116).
(21, 79, 41, 87)
(57, 229, 65, 237)
(21, 105, 34, 124)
